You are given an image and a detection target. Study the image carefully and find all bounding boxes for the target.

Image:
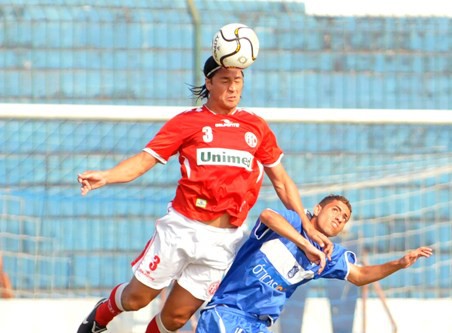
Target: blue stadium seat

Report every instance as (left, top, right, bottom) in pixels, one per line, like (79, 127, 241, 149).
(71, 253, 133, 288)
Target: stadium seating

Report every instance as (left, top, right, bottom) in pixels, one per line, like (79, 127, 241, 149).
(0, 1, 450, 297)
(0, 2, 450, 107)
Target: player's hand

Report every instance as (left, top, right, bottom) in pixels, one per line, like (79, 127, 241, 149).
(304, 226, 333, 261)
(77, 171, 107, 196)
(399, 246, 433, 268)
(303, 243, 326, 274)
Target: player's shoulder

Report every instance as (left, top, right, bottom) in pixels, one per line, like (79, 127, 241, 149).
(331, 243, 353, 260)
(267, 208, 302, 229)
(174, 106, 204, 117)
(281, 208, 301, 222)
(236, 107, 265, 118)
(166, 106, 207, 124)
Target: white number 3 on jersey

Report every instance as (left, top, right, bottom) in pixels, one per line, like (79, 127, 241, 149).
(202, 126, 213, 142)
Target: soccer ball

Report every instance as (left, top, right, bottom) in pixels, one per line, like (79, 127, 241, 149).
(212, 23, 260, 69)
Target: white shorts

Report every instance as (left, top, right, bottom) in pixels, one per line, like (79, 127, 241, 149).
(131, 207, 245, 301)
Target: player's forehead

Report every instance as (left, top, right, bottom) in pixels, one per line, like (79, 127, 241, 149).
(214, 67, 243, 79)
(324, 200, 351, 215)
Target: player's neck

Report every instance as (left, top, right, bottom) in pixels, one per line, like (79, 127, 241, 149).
(204, 102, 236, 115)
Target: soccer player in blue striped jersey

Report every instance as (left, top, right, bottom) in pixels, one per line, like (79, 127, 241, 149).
(196, 194, 433, 333)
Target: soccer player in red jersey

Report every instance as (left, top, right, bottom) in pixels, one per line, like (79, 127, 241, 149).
(76, 56, 331, 333)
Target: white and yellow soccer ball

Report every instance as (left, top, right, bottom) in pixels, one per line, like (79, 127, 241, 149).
(212, 23, 260, 69)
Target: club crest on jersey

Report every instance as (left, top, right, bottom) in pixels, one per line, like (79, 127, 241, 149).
(245, 132, 258, 148)
(208, 281, 220, 295)
(287, 265, 300, 278)
(215, 119, 240, 128)
(197, 148, 253, 171)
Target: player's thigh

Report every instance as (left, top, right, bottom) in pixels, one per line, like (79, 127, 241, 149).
(131, 215, 188, 290)
(177, 227, 246, 301)
(196, 307, 233, 333)
(178, 261, 228, 302)
(160, 282, 205, 323)
(196, 307, 271, 333)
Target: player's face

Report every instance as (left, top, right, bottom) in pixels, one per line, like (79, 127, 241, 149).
(313, 200, 351, 237)
(205, 67, 244, 114)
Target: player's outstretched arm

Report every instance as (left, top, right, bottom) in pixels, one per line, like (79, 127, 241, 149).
(78, 151, 158, 196)
(259, 209, 326, 273)
(347, 247, 433, 286)
(264, 164, 333, 259)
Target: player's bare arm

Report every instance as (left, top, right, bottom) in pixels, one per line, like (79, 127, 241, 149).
(259, 208, 326, 273)
(264, 163, 333, 259)
(78, 151, 158, 196)
(347, 246, 433, 286)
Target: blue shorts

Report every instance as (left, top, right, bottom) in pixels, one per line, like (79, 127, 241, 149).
(196, 305, 271, 333)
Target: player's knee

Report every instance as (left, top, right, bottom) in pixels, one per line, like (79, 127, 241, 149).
(161, 312, 190, 331)
(121, 290, 150, 311)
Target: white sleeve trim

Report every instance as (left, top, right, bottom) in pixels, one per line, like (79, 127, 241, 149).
(143, 147, 168, 164)
(262, 153, 284, 168)
(344, 250, 357, 281)
(254, 208, 279, 240)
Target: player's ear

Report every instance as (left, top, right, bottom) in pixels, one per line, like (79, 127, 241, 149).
(313, 204, 322, 216)
(205, 77, 213, 90)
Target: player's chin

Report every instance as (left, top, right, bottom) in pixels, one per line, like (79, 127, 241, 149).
(325, 228, 339, 238)
(225, 97, 239, 106)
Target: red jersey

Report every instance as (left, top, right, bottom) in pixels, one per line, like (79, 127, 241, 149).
(144, 105, 283, 227)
